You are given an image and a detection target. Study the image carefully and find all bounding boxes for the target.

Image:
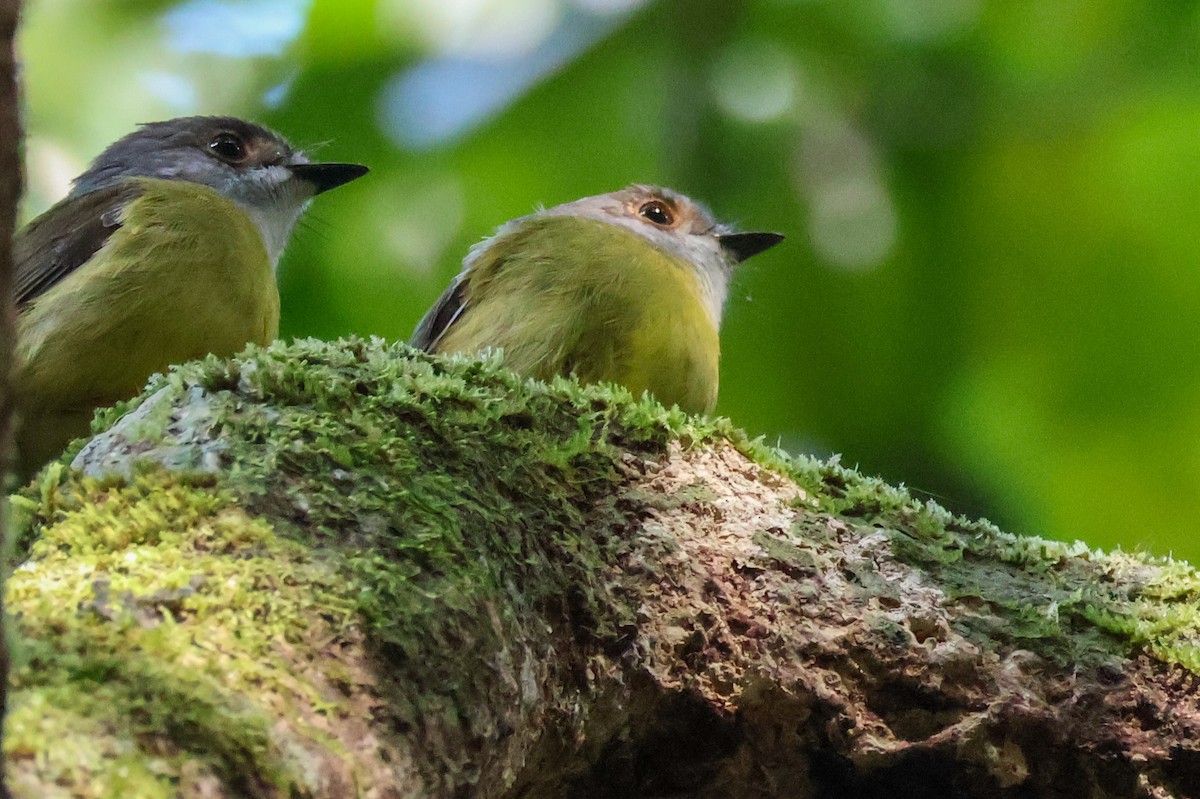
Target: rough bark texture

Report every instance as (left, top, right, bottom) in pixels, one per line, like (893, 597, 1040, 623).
(0, 2, 21, 797)
(6, 338, 1200, 798)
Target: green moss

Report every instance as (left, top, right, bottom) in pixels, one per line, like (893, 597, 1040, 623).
(107, 339, 682, 652)
(735, 445, 1200, 670)
(32, 336, 1200, 676)
(13, 335, 1200, 791)
(18, 338, 707, 770)
(6, 694, 172, 798)
(8, 473, 358, 796)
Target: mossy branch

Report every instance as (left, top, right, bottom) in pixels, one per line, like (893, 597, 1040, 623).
(6, 337, 1200, 798)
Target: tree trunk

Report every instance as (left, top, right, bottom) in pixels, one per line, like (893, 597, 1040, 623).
(6, 337, 1199, 799)
(0, 2, 21, 797)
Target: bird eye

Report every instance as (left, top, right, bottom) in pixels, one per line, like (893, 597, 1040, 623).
(209, 133, 247, 163)
(638, 200, 674, 226)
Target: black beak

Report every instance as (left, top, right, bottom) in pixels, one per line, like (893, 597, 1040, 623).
(289, 162, 369, 194)
(717, 231, 784, 263)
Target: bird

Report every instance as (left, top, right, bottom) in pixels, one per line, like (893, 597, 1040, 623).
(12, 115, 367, 476)
(411, 184, 782, 414)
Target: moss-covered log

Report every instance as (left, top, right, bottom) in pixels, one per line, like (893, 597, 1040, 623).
(5, 337, 1200, 798)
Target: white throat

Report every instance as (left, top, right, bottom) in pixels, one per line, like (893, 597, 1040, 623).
(241, 199, 310, 268)
(692, 264, 729, 330)
(225, 163, 315, 269)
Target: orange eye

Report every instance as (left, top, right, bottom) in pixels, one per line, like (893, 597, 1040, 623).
(209, 132, 248, 163)
(638, 200, 674, 226)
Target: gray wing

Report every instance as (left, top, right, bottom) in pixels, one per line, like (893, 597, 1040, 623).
(14, 183, 140, 309)
(410, 275, 468, 352)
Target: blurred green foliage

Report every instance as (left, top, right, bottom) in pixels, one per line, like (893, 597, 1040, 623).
(18, 0, 1200, 559)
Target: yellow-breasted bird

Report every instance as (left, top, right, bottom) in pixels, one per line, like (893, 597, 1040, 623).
(410, 185, 782, 414)
(13, 116, 367, 476)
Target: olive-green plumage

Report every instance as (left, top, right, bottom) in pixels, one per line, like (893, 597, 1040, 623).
(11, 116, 367, 477)
(15, 178, 280, 471)
(437, 216, 720, 413)
(412, 185, 782, 415)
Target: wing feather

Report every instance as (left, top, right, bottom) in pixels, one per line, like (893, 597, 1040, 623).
(14, 183, 141, 309)
(410, 274, 468, 352)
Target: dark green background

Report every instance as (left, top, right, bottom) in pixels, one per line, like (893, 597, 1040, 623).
(20, 0, 1200, 559)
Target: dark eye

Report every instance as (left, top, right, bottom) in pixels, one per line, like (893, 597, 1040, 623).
(209, 133, 247, 163)
(638, 200, 674, 226)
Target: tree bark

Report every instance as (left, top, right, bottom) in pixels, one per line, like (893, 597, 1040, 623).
(6, 337, 1200, 798)
(0, 2, 21, 798)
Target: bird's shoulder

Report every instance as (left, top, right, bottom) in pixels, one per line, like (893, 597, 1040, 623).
(15, 178, 264, 310)
(14, 181, 145, 309)
(409, 214, 646, 351)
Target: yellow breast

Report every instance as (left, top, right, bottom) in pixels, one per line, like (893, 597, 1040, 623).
(439, 217, 723, 414)
(15, 177, 281, 470)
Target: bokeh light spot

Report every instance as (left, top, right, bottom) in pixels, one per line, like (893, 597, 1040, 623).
(24, 138, 81, 217)
(796, 122, 897, 270)
(710, 40, 799, 124)
(379, 0, 561, 58)
(571, 0, 647, 14)
(164, 0, 312, 57)
(139, 71, 199, 112)
(376, 175, 467, 276)
(881, 0, 981, 42)
(809, 175, 897, 270)
(377, 5, 634, 149)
